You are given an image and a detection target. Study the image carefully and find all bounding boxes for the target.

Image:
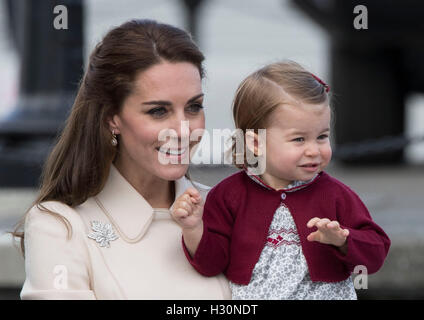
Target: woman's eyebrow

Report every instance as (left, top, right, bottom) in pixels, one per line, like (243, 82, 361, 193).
(142, 93, 204, 106)
(142, 100, 172, 106)
(187, 93, 204, 103)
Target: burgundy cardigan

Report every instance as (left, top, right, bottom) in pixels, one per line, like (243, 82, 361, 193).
(182, 170, 391, 285)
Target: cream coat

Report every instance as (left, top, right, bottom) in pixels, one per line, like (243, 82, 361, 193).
(21, 165, 231, 300)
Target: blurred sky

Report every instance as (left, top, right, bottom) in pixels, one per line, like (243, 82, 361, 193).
(0, 0, 423, 163)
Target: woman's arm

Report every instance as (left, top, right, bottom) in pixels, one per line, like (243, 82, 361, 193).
(21, 202, 96, 300)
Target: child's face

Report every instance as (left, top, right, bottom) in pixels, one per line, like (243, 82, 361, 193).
(260, 101, 332, 189)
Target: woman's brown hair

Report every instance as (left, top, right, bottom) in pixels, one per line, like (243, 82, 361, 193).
(12, 19, 205, 255)
(231, 60, 330, 169)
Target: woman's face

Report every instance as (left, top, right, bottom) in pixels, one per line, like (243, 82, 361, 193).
(109, 61, 205, 181)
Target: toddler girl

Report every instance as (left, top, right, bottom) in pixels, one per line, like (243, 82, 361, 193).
(171, 61, 391, 299)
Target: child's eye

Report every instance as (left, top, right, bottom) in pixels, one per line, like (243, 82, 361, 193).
(318, 134, 329, 140)
(147, 107, 167, 118)
(292, 137, 304, 142)
(186, 103, 204, 114)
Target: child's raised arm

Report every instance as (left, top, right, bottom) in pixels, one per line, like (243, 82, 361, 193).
(171, 187, 204, 257)
(175, 182, 235, 278)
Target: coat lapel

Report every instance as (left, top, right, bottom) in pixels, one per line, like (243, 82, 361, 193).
(79, 166, 209, 298)
(94, 167, 199, 241)
(95, 165, 154, 240)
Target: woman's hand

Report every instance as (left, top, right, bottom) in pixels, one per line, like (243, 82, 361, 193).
(171, 187, 204, 230)
(306, 218, 349, 254)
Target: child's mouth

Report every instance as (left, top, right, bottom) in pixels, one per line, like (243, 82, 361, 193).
(299, 163, 320, 171)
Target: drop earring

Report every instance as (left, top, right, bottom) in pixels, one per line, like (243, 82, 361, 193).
(111, 130, 118, 147)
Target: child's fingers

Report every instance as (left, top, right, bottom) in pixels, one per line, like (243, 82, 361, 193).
(190, 196, 201, 205)
(316, 218, 331, 229)
(307, 217, 331, 229)
(308, 218, 347, 237)
(327, 222, 349, 238)
(307, 219, 350, 246)
(176, 199, 193, 214)
(307, 230, 321, 242)
(185, 188, 202, 203)
(307, 217, 321, 228)
(180, 193, 192, 203)
(177, 189, 201, 207)
(327, 221, 340, 230)
(185, 187, 200, 198)
(173, 207, 190, 219)
(176, 194, 194, 211)
(342, 228, 349, 237)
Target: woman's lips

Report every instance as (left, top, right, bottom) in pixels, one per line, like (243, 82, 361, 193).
(155, 147, 187, 158)
(155, 141, 199, 163)
(156, 147, 187, 156)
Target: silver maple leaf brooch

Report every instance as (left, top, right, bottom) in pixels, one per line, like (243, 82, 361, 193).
(88, 221, 119, 248)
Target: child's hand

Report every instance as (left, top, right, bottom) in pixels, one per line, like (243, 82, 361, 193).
(171, 187, 203, 231)
(306, 218, 349, 248)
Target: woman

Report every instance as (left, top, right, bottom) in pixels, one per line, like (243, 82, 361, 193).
(13, 19, 231, 299)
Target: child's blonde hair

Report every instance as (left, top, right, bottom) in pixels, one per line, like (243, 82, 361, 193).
(231, 60, 330, 169)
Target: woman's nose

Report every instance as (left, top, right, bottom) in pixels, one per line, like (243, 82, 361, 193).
(170, 112, 190, 140)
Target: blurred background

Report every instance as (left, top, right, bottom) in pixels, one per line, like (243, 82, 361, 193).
(0, 0, 424, 300)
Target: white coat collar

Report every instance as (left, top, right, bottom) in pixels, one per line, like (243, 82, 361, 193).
(94, 165, 193, 240)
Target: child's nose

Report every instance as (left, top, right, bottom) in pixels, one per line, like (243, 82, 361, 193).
(305, 143, 320, 157)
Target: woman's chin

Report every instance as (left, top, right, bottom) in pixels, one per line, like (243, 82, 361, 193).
(156, 163, 190, 181)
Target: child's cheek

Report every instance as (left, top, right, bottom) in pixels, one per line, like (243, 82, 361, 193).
(323, 145, 333, 165)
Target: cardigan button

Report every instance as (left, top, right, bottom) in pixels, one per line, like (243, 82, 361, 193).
(281, 193, 286, 200)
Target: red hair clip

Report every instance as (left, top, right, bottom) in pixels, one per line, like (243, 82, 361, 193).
(311, 73, 330, 93)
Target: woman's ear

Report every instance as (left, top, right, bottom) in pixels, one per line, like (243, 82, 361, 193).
(107, 114, 121, 134)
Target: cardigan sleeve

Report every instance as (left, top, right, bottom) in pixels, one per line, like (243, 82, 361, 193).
(331, 184, 391, 275)
(20, 202, 96, 300)
(182, 183, 235, 277)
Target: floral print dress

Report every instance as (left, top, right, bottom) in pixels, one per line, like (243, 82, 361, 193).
(230, 177, 357, 300)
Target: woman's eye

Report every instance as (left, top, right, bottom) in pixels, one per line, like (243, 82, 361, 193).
(186, 103, 204, 113)
(147, 107, 167, 117)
